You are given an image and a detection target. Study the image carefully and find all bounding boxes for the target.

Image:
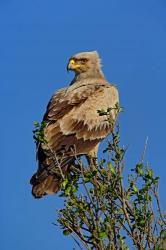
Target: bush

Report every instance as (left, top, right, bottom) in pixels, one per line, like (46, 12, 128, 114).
(57, 128, 166, 250)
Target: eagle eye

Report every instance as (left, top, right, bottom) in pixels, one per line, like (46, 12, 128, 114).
(80, 58, 88, 63)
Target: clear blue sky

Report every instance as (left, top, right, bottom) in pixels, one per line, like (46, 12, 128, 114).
(1, 0, 166, 249)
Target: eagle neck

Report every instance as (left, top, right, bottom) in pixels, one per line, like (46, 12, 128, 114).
(70, 68, 105, 86)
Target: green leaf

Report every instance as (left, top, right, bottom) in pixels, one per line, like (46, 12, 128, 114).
(61, 179, 68, 189)
(65, 186, 72, 195)
(148, 169, 154, 178)
(63, 229, 72, 236)
(98, 231, 107, 239)
(133, 185, 138, 193)
(108, 162, 116, 174)
(34, 121, 40, 127)
(138, 219, 145, 227)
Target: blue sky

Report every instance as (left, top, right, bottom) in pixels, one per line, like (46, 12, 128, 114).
(1, 0, 166, 249)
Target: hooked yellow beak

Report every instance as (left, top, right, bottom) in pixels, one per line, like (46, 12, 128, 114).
(67, 59, 79, 72)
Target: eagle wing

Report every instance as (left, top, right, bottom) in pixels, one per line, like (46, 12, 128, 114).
(44, 82, 119, 141)
(31, 81, 119, 197)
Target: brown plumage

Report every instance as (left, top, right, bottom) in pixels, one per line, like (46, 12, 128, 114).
(30, 51, 119, 198)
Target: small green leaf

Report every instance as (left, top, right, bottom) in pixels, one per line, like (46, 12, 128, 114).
(133, 185, 138, 193)
(34, 121, 40, 127)
(98, 231, 107, 239)
(61, 179, 68, 188)
(63, 229, 72, 236)
(108, 162, 115, 174)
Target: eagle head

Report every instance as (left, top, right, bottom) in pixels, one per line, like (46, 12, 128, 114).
(67, 51, 102, 74)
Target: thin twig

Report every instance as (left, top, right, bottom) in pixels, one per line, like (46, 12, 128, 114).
(66, 223, 92, 250)
(72, 235, 84, 250)
(154, 189, 166, 226)
(47, 145, 65, 179)
(141, 137, 148, 163)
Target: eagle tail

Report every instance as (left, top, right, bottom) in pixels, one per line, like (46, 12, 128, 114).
(31, 175, 59, 198)
(30, 156, 75, 199)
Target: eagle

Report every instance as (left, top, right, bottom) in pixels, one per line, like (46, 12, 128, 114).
(30, 51, 119, 198)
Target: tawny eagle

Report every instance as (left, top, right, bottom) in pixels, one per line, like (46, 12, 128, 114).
(30, 51, 119, 198)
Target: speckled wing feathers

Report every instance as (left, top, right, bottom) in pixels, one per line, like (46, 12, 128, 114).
(42, 81, 119, 158)
(31, 80, 119, 198)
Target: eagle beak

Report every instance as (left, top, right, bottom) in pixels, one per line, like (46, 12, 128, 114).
(67, 59, 76, 72)
(67, 62, 70, 72)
